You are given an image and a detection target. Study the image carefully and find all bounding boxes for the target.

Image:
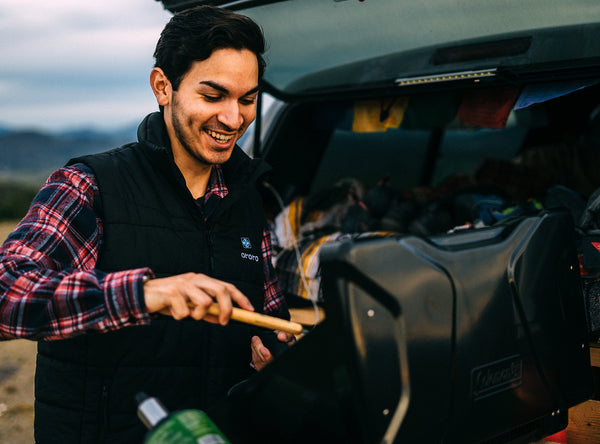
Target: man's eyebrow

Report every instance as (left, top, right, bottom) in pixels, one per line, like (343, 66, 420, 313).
(199, 81, 260, 97)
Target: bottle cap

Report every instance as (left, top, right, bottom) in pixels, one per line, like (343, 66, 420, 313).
(136, 392, 169, 429)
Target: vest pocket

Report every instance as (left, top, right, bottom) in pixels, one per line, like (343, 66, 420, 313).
(34, 400, 84, 443)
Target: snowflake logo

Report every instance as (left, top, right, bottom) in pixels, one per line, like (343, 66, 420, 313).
(241, 237, 252, 249)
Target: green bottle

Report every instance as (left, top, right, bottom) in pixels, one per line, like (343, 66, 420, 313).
(136, 392, 231, 444)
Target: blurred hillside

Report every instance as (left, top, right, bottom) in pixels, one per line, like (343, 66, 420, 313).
(0, 124, 138, 185)
(0, 124, 138, 221)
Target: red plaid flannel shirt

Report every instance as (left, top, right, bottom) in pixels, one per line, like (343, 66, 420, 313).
(0, 164, 287, 340)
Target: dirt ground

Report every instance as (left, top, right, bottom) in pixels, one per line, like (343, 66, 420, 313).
(0, 220, 36, 443)
(0, 339, 36, 443)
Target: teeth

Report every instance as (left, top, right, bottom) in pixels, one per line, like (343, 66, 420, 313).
(207, 130, 234, 143)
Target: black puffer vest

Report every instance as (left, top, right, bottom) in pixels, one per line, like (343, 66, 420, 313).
(34, 113, 270, 443)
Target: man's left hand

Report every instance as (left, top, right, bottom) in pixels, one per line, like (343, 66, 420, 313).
(251, 331, 296, 371)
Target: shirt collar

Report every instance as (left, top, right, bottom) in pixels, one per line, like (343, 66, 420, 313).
(204, 165, 228, 201)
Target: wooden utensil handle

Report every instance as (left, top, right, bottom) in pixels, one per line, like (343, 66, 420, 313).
(207, 303, 304, 335)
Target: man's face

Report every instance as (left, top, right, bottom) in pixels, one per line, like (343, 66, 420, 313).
(164, 48, 259, 168)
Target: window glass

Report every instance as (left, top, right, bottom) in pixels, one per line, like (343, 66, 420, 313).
(433, 124, 527, 186)
(311, 128, 430, 194)
(311, 110, 528, 194)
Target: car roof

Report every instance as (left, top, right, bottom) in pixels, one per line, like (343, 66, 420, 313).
(157, 0, 600, 98)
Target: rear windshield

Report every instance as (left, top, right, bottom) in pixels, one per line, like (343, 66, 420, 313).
(237, 0, 600, 94)
(264, 81, 600, 204)
(311, 124, 527, 194)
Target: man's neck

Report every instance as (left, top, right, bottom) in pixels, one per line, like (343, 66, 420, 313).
(172, 156, 213, 199)
(184, 165, 212, 199)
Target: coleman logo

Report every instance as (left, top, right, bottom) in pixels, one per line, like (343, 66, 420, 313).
(471, 355, 522, 400)
(592, 242, 600, 253)
(241, 237, 252, 249)
(241, 252, 259, 262)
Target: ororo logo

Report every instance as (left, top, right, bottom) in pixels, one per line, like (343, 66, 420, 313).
(241, 252, 259, 262)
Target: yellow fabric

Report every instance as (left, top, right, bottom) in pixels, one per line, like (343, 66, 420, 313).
(291, 231, 398, 300)
(295, 234, 333, 300)
(273, 197, 303, 250)
(352, 97, 409, 133)
(287, 197, 303, 238)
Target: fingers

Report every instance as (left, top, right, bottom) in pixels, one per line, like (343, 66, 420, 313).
(276, 330, 297, 346)
(251, 335, 273, 371)
(143, 273, 253, 324)
(250, 332, 297, 372)
(190, 276, 253, 325)
(169, 292, 196, 320)
(227, 283, 254, 312)
(188, 300, 213, 321)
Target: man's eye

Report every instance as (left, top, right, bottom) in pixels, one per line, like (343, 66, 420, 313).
(240, 97, 257, 105)
(203, 95, 222, 102)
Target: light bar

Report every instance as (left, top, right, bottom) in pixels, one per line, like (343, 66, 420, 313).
(395, 68, 497, 86)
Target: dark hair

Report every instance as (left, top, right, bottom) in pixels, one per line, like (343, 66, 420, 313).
(153, 5, 266, 90)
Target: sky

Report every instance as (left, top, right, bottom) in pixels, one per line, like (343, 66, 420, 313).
(0, 0, 172, 132)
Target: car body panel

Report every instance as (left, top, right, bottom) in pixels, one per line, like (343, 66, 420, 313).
(158, 0, 600, 97)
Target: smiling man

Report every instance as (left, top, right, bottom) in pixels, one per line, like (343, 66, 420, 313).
(0, 6, 291, 443)
(153, 47, 260, 196)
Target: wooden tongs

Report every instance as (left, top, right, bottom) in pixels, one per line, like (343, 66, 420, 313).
(207, 303, 305, 335)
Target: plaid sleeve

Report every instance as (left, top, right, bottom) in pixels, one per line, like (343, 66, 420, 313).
(261, 227, 289, 320)
(0, 165, 152, 341)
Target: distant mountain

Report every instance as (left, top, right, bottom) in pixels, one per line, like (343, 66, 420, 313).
(0, 123, 139, 186)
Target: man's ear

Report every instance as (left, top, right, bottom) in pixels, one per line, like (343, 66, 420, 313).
(150, 67, 171, 107)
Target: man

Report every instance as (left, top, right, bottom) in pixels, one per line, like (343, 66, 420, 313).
(0, 6, 292, 443)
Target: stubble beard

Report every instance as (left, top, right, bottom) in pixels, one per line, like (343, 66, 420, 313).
(171, 107, 217, 167)
(170, 92, 239, 167)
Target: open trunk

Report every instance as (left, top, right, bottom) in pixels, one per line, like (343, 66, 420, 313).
(154, 1, 600, 442)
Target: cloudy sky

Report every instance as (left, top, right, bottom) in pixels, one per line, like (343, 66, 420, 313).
(0, 0, 172, 132)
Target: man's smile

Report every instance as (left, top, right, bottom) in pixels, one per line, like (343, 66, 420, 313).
(206, 129, 236, 144)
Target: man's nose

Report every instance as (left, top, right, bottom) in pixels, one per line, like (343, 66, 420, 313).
(217, 100, 243, 131)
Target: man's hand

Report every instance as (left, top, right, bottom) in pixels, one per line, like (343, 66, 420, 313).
(251, 331, 296, 371)
(143, 272, 253, 325)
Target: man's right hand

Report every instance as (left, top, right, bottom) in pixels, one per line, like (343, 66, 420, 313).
(143, 272, 253, 325)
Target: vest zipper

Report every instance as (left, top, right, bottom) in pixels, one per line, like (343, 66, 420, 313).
(96, 382, 109, 444)
(207, 226, 215, 273)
